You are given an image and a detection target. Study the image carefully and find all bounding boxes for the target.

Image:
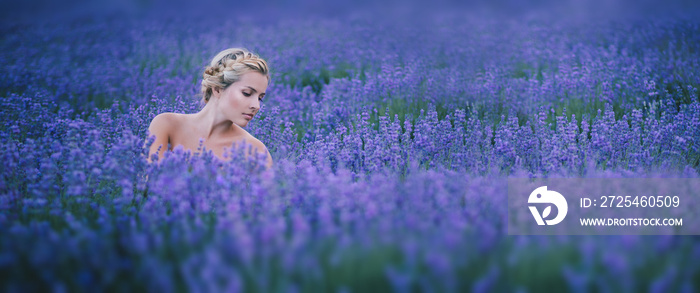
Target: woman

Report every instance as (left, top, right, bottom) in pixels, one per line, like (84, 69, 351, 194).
(146, 48, 273, 169)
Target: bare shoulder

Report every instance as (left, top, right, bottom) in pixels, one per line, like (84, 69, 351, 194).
(238, 129, 269, 154)
(146, 112, 184, 162)
(148, 113, 182, 135)
(236, 130, 273, 168)
(249, 136, 269, 153)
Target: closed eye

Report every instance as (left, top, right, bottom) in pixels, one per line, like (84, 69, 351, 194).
(243, 92, 251, 97)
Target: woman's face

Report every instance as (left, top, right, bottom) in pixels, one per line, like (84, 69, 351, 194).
(216, 71, 268, 127)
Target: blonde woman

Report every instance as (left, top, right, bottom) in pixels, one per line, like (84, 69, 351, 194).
(146, 48, 273, 168)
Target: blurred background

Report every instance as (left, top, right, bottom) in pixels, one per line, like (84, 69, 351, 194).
(2, 0, 700, 292)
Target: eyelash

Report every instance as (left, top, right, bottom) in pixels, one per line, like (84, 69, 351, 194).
(243, 92, 264, 102)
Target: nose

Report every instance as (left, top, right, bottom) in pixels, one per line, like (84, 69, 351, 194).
(250, 99, 260, 111)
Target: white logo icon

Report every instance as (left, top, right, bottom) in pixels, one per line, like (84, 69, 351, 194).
(528, 186, 568, 225)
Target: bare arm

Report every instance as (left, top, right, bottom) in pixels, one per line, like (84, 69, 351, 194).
(146, 113, 172, 164)
(263, 146, 273, 170)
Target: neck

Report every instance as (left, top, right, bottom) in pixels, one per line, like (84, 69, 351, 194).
(194, 99, 236, 140)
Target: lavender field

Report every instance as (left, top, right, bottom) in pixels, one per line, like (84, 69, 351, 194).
(2, 2, 700, 292)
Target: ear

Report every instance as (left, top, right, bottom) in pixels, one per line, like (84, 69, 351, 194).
(212, 87, 221, 99)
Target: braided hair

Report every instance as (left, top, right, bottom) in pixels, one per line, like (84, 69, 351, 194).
(200, 48, 270, 103)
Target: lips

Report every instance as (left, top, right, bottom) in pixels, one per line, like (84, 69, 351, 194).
(242, 113, 254, 120)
